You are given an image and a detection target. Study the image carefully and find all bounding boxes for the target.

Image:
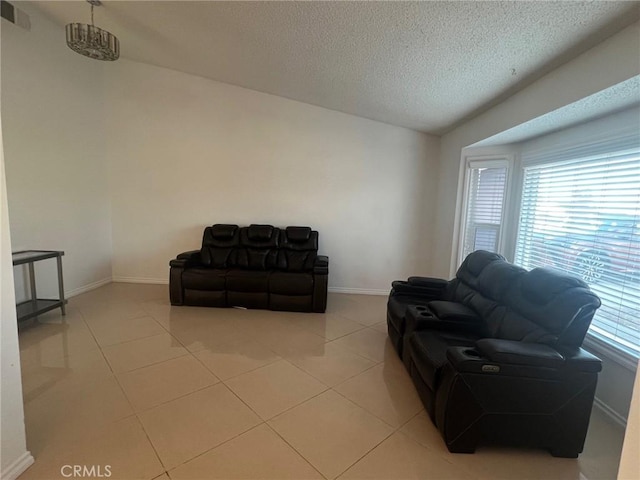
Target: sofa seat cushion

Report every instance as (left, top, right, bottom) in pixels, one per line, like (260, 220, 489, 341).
(182, 268, 226, 290)
(227, 269, 270, 292)
(269, 272, 314, 295)
(409, 331, 478, 392)
(183, 289, 226, 307)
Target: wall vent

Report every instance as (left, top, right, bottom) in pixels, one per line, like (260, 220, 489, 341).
(1, 1, 30, 30)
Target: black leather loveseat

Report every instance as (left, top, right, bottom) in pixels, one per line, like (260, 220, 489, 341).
(387, 250, 602, 457)
(170, 224, 328, 312)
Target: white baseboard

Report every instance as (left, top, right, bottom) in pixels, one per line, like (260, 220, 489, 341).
(328, 287, 388, 296)
(1, 451, 34, 480)
(66, 277, 112, 298)
(594, 396, 627, 428)
(112, 276, 169, 285)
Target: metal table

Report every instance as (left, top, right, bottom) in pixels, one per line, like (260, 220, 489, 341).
(12, 250, 66, 322)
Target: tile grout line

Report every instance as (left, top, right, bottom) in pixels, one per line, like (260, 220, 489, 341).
(162, 419, 265, 475)
(262, 422, 331, 480)
(281, 354, 381, 390)
(83, 294, 201, 478)
(79, 300, 171, 475)
(328, 386, 402, 431)
(119, 326, 321, 476)
(263, 385, 397, 480)
(96, 330, 175, 350)
(220, 369, 329, 423)
(125, 378, 221, 415)
(99, 305, 194, 374)
(23, 298, 168, 478)
(75, 303, 116, 377)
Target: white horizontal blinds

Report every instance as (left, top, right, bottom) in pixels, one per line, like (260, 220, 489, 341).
(462, 165, 507, 259)
(515, 148, 640, 355)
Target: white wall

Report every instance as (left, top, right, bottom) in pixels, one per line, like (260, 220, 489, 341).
(105, 60, 439, 292)
(434, 21, 640, 277)
(618, 361, 640, 480)
(1, 108, 33, 479)
(1, 4, 113, 299)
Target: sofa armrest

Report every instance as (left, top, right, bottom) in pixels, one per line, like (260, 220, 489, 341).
(413, 318, 485, 335)
(405, 305, 486, 338)
(170, 250, 202, 268)
(555, 346, 602, 373)
(428, 301, 480, 322)
(314, 255, 329, 275)
(312, 256, 329, 312)
(408, 276, 448, 289)
(170, 250, 201, 306)
(177, 250, 200, 260)
(475, 338, 565, 368)
(390, 280, 447, 299)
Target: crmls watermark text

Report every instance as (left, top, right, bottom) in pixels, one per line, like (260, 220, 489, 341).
(60, 465, 112, 478)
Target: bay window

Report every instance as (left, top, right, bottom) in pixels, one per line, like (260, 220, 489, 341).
(515, 144, 640, 357)
(458, 112, 640, 359)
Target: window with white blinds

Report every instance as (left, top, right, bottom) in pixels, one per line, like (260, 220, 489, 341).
(514, 147, 640, 356)
(460, 160, 509, 262)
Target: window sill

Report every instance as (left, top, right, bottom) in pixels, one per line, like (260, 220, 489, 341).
(583, 333, 639, 372)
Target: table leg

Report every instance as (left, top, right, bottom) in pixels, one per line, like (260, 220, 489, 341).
(57, 256, 66, 315)
(28, 262, 37, 315)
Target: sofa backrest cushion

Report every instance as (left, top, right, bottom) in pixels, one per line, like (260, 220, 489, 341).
(278, 227, 318, 272)
(446, 250, 601, 347)
(505, 268, 601, 346)
(454, 250, 505, 291)
(234, 224, 280, 270)
(199, 223, 321, 272)
(200, 224, 240, 268)
(472, 260, 538, 340)
(477, 261, 527, 302)
(247, 224, 276, 241)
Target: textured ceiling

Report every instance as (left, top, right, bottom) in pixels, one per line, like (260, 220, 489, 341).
(474, 76, 640, 146)
(25, 1, 640, 134)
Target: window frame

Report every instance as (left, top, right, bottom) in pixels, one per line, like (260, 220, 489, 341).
(455, 154, 515, 267)
(514, 145, 640, 366)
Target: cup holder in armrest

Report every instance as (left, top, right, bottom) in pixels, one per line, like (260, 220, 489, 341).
(415, 306, 427, 311)
(446, 347, 487, 372)
(419, 311, 435, 318)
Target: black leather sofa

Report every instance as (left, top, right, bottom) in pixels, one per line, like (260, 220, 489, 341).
(170, 224, 328, 312)
(387, 250, 602, 457)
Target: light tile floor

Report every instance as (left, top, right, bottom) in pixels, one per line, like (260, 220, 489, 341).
(17, 283, 625, 480)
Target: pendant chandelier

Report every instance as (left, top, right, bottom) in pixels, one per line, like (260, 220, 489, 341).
(65, 0, 119, 61)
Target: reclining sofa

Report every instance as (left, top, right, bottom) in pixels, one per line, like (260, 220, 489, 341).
(170, 224, 328, 312)
(387, 250, 602, 457)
